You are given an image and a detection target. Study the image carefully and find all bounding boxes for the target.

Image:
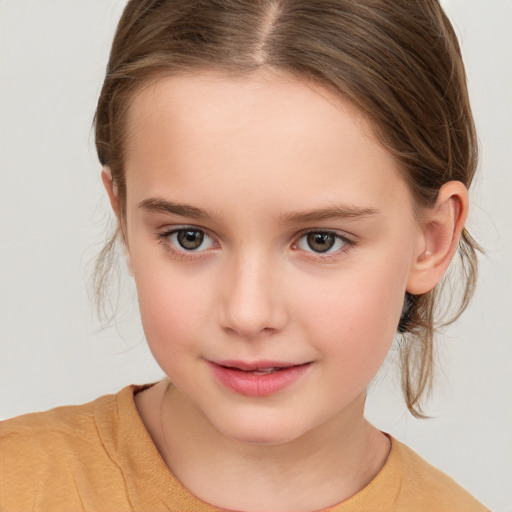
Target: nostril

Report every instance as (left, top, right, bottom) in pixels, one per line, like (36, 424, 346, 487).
(222, 324, 277, 340)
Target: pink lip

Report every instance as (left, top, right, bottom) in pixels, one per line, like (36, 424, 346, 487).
(208, 360, 311, 397)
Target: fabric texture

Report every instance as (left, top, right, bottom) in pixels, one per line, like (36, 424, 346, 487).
(0, 384, 489, 511)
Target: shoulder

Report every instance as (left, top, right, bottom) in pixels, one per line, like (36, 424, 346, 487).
(393, 439, 489, 511)
(1, 390, 115, 455)
(0, 387, 136, 511)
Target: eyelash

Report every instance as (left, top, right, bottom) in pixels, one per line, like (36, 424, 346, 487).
(156, 226, 356, 261)
(292, 230, 355, 261)
(157, 226, 218, 260)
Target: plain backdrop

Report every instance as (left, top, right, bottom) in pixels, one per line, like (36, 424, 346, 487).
(0, 1, 511, 510)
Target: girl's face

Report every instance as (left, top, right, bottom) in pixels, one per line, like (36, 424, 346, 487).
(121, 71, 424, 444)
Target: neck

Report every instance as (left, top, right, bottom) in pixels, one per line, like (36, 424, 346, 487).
(136, 379, 390, 512)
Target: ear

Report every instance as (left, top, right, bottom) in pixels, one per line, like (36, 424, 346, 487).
(407, 181, 469, 295)
(101, 168, 133, 275)
(101, 167, 121, 220)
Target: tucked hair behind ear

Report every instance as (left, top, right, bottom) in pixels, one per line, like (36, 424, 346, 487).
(94, 0, 480, 417)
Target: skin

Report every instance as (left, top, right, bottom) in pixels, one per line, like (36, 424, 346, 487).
(103, 70, 468, 511)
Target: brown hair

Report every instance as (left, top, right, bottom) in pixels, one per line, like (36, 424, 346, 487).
(94, 0, 480, 417)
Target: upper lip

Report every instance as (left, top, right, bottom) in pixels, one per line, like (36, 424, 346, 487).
(209, 360, 309, 371)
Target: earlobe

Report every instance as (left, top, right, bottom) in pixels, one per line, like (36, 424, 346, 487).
(101, 167, 121, 220)
(407, 181, 469, 295)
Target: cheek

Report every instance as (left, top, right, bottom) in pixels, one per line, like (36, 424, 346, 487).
(306, 296, 394, 405)
(290, 264, 406, 376)
(131, 259, 212, 364)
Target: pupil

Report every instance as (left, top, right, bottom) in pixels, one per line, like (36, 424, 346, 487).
(177, 230, 203, 250)
(307, 232, 335, 253)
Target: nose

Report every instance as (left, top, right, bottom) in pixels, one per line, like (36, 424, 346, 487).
(218, 252, 288, 339)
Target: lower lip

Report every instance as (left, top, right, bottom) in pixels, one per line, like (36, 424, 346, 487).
(209, 362, 311, 397)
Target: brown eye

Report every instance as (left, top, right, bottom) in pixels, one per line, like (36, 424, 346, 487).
(296, 231, 348, 254)
(306, 232, 336, 252)
(161, 227, 216, 254)
(175, 229, 209, 251)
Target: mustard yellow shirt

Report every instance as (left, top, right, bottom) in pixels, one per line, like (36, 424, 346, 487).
(0, 385, 489, 511)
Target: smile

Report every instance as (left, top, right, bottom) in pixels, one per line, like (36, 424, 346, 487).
(208, 360, 312, 397)
(243, 367, 282, 375)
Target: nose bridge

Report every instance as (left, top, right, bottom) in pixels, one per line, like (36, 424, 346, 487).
(219, 247, 286, 338)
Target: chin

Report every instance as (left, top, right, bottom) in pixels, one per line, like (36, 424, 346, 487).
(211, 412, 310, 447)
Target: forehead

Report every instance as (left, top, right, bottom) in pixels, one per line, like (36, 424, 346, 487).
(126, 69, 373, 152)
(123, 70, 412, 215)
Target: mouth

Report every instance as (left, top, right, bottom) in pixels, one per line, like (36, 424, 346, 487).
(214, 359, 309, 372)
(241, 367, 286, 375)
(208, 360, 312, 397)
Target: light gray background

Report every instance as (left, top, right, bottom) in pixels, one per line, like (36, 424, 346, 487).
(0, 1, 510, 510)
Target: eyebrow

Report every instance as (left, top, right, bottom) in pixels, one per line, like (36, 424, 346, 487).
(139, 198, 212, 220)
(139, 197, 380, 224)
(279, 205, 380, 224)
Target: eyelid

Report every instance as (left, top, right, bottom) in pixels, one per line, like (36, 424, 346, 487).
(294, 228, 354, 243)
(157, 224, 219, 255)
(155, 225, 355, 261)
(292, 229, 355, 258)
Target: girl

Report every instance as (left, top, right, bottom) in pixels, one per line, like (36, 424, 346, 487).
(0, 1, 498, 510)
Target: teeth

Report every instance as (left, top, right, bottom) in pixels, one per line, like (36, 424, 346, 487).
(248, 367, 280, 375)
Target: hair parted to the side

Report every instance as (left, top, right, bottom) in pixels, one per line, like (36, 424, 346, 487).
(94, 0, 480, 418)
